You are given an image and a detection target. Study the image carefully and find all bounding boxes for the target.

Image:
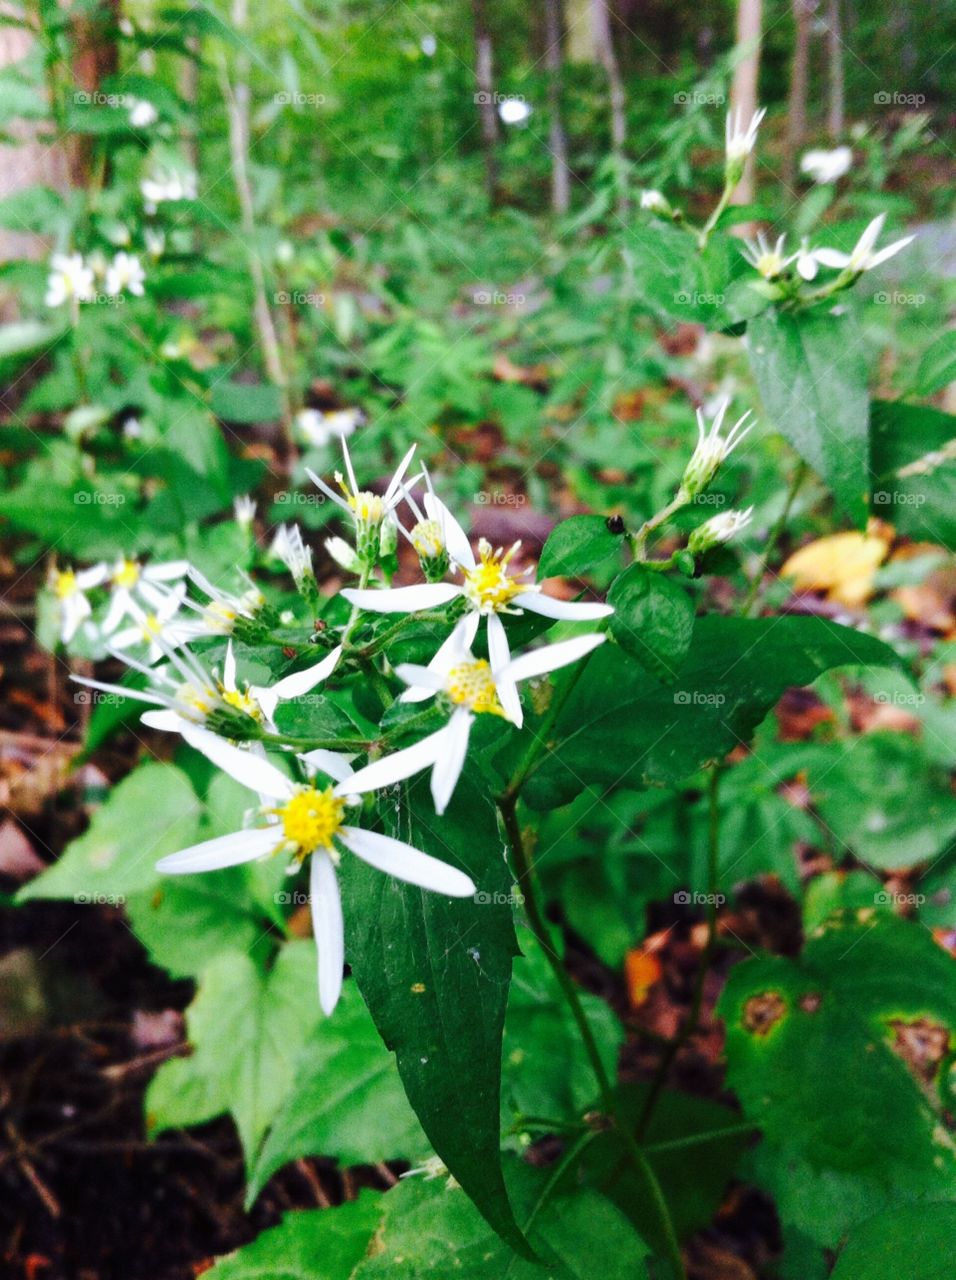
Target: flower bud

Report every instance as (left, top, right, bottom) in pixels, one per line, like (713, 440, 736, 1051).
(688, 507, 754, 555)
(325, 536, 361, 574)
(410, 518, 450, 582)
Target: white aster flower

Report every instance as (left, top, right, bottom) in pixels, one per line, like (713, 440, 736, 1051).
(794, 237, 820, 281)
(271, 524, 314, 588)
(128, 98, 158, 128)
(154, 737, 476, 1014)
(140, 169, 197, 213)
(742, 232, 792, 280)
(679, 399, 754, 500)
(104, 252, 146, 297)
(306, 438, 417, 566)
(45, 253, 95, 308)
(799, 145, 852, 184)
(341, 618, 606, 814)
(688, 506, 754, 554)
(101, 556, 190, 634)
(183, 566, 266, 636)
(341, 489, 612, 681)
(234, 494, 257, 531)
(295, 407, 363, 448)
(640, 189, 671, 216)
(49, 562, 108, 643)
(108, 582, 196, 664)
(813, 214, 915, 275)
(498, 98, 531, 125)
(725, 106, 766, 165)
(144, 227, 166, 259)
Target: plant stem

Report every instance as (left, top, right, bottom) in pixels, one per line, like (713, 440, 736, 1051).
(260, 732, 370, 752)
(697, 180, 734, 249)
(631, 494, 689, 562)
(739, 459, 808, 617)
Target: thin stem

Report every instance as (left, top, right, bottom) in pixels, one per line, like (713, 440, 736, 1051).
(260, 732, 370, 752)
(641, 1121, 755, 1155)
(697, 180, 734, 249)
(631, 494, 689, 562)
(739, 459, 808, 617)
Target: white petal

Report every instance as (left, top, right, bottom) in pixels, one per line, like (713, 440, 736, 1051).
(395, 663, 446, 695)
(856, 213, 885, 259)
(140, 709, 190, 732)
(867, 234, 915, 268)
(487, 614, 521, 725)
(340, 826, 476, 897)
(519, 592, 614, 621)
(310, 852, 344, 1016)
(304, 467, 351, 514)
(341, 584, 460, 614)
(399, 613, 479, 703)
(423, 492, 475, 569)
(180, 725, 293, 800)
(223, 639, 237, 692)
(299, 748, 355, 784)
(430, 710, 473, 814)
(265, 645, 343, 707)
(503, 632, 606, 684)
(338, 727, 447, 796)
(70, 675, 167, 708)
(102, 590, 132, 635)
(156, 825, 276, 874)
(813, 248, 851, 269)
(76, 563, 108, 590)
(145, 559, 190, 581)
(384, 444, 418, 506)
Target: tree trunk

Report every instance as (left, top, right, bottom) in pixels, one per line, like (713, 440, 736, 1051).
(826, 0, 844, 138)
(590, 0, 627, 154)
(544, 0, 571, 213)
(729, 0, 763, 206)
(471, 0, 499, 206)
(786, 0, 814, 185)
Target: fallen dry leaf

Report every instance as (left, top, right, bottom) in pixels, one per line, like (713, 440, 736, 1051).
(781, 530, 891, 607)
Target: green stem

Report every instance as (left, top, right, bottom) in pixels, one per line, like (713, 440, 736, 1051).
(739, 459, 808, 617)
(697, 180, 734, 249)
(631, 494, 689, 562)
(260, 732, 370, 752)
(641, 1121, 755, 1156)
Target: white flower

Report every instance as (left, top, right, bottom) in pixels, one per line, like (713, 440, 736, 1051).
(153, 737, 476, 1015)
(688, 506, 754, 554)
(498, 98, 531, 125)
(679, 399, 754, 499)
(306, 438, 417, 565)
(341, 489, 612, 680)
(141, 169, 197, 212)
(813, 214, 914, 274)
(123, 416, 143, 441)
(128, 99, 158, 128)
(725, 106, 766, 165)
(45, 253, 95, 308)
(325, 536, 361, 574)
(144, 228, 166, 259)
(109, 582, 196, 663)
(640, 189, 671, 215)
(295, 407, 363, 449)
(794, 237, 820, 281)
(182, 566, 266, 636)
(49, 563, 108, 643)
(341, 618, 605, 814)
(742, 233, 792, 280)
(104, 252, 146, 297)
(799, 145, 852, 184)
(272, 524, 314, 588)
(420, 34, 437, 56)
(101, 556, 190, 634)
(234, 495, 257, 530)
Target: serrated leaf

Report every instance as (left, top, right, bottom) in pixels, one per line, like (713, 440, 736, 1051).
(607, 564, 695, 683)
(538, 515, 623, 578)
(339, 776, 527, 1255)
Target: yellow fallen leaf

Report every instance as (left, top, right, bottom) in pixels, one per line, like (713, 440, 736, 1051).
(781, 531, 891, 607)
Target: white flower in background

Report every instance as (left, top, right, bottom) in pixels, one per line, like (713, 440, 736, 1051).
(688, 506, 754, 555)
(742, 232, 792, 280)
(341, 619, 605, 814)
(48, 563, 108, 643)
(306, 438, 417, 566)
(640, 189, 671, 216)
(154, 737, 476, 1014)
(271, 524, 314, 589)
(122, 416, 143, 441)
(498, 98, 531, 125)
(144, 227, 166, 259)
(420, 34, 437, 56)
(104, 252, 146, 297)
(45, 253, 95, 308)
(678, 399, 754, 500)
(183, 566, 266, 636)
(295, 407, 363, 449)
(794, 237, 820, 281)
(725, 106, 766, 165)
(234, 495, 257, 531)
(141, 169, 197, 212)
(325, 536, 361, 574)
(275, 239, 294, 265)
(799, 145, 852, 184)
(101, 556, 190, 634)
(103, 222, 132, 247)
(342, 489, 612, 679)
(128, 98, 158, 128)
(109, 582, 195, 664)
(813, 213, 914, 274)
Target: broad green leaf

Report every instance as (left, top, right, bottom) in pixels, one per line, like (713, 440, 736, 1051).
(523, 616, 904, 809)
(910, 331, 956, 397)
(607, 564, 695, 683)
(748, 308, 869, 522)
(627, 223, 739, 328)
(146, 943, 322, 1167)
(249, 983, 423, 1201)
(538, 515, 623, 579)
(352, 1158, 651, 1278)
(830, 1203, 956, 1279)
(17, 763, 201, 902)
(720, 914, 956, 1246)
(211, 379, 284, 423)
(870, 399, 956, 544)
(339, 776, 527, 1255)
(207, 1193, 381, 1280)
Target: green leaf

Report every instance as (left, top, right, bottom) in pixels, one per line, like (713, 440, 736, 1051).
(0, 318, 63, 359)
(147, 943, 322, 1167)
(830, 1203, 956, 1279)
(538, 515, 623, 579)
(339, 776, 528, 1255)
(351, 1158, 651, 1278)
(720, 914, 956, 1246)
(523, 616, 904, 809)
(870, 400, 956, 544)
(748, 308, 869, 523)
(249, 983, 423, 1202)
(607, 564, 695, 683)
(911, 331, 956, 397)
(17, 763, 201, 902)
(211, 379, 284, 424)
(206, 1193, 381, 1280)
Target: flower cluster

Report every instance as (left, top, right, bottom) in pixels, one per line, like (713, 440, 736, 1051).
(45, 248, 147, 308)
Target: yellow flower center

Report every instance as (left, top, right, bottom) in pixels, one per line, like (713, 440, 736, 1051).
(277, 786, 346, 856)
(336, 473, 385, 526)
(756, 252, 784, 278)
(54, 570, 78, 599)
(203, 602, 237, 632)
(141, 613, 161, 639)
(411, 519, 444, 559)
(115, 559, 141, 589)
(178, 682, 217, 718)
(461, 540, 528, 613)
(446, 659, 505, 716)
(220, 684, 263, 721)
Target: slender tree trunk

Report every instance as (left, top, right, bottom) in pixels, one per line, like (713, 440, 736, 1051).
(471, 0, 499, 206)
(729, 0, 762, 206)
(786, 0, 814, 185)
(590, 0, 626, 155)
(544, 0, 571, 213)
(826, 0, 844, 138)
